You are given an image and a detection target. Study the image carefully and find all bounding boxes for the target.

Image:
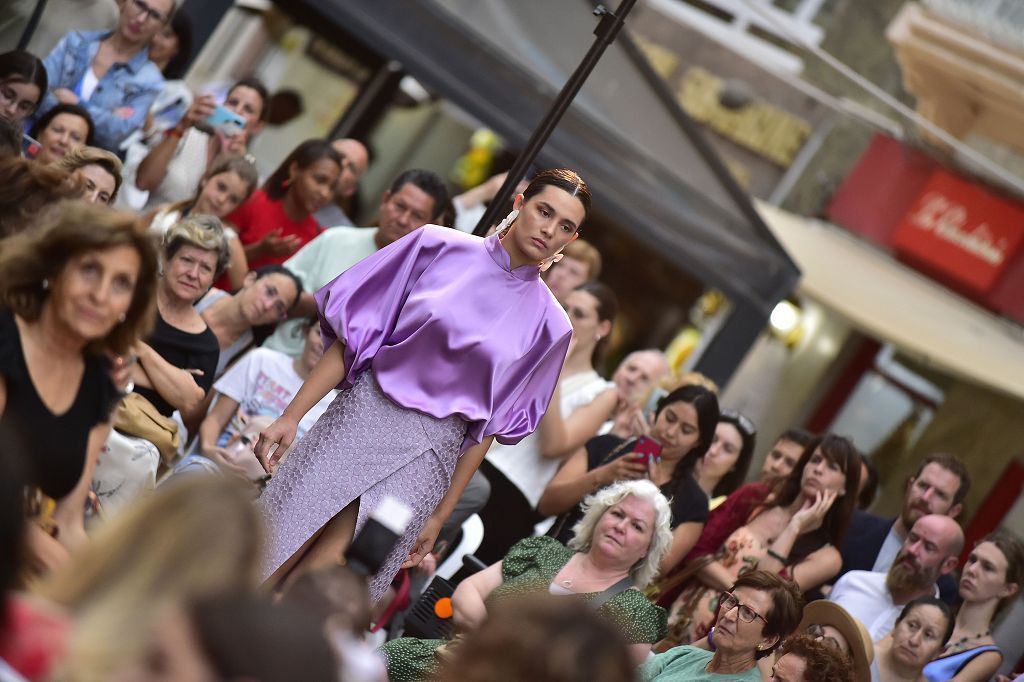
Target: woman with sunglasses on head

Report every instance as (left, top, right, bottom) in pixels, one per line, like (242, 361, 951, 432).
(645, 570, 804, 681)
(921, 530, 1024, 682)
(253, 169, 586, 603)
(0, 50, 48, 126)
(656, 434, 861, 647)
(36, 0, 174, 151)
(696, 410, 758, 511)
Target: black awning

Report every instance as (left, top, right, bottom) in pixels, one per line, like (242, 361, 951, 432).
(278, 0, 800, 315)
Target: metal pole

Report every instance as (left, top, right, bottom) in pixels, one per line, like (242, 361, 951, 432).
(472, 0, 639, 236)
(16, 0, 49, 51)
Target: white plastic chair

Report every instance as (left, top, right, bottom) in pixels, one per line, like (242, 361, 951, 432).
(436, 514, 485, 580)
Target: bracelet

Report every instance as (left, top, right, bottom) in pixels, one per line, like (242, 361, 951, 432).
(767, 548, 789, 564)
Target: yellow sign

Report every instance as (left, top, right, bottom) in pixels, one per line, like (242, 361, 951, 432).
(676, 67, 811, 167)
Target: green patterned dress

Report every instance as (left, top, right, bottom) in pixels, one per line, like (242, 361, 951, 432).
(380, 536, 668, 681)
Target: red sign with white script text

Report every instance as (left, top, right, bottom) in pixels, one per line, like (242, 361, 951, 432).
(891, 170, 1024, 295)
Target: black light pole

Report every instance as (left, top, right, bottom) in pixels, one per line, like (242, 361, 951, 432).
(472, 0, 639, 236)
(16, 0, 49, 50)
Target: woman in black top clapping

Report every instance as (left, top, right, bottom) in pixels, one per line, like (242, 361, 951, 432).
(539, 384, 719, 575)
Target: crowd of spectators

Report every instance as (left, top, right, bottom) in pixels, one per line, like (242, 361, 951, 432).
(1, 5, 1022, 682)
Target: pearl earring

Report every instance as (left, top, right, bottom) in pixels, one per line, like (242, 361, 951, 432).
(118, 313, 127, 323)
(41, 278, 49, 290)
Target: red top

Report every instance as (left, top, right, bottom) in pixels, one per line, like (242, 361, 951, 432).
(0, 595, 70, 681)
(229, 189, 322, 270)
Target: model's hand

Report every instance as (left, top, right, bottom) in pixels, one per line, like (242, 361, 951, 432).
(403, 516, 443, 569)
(253, 415, 298, 473)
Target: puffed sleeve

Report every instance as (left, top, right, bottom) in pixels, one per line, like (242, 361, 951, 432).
(473, 322, 571, 447)
(501, 536, 566, 582)
(314, 229, 443, 390)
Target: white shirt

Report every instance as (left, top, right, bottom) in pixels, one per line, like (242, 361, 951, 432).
(872, 523, 904, 573)
(829, 570, 938, 641)
(263, 227, 380, 357)
(486, 370, 615, 508)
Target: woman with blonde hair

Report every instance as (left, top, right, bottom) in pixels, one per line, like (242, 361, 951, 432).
(127, 214, 227, 422)
(381, 479, 673, 680)
(36, 475, 263, 681)
(0, 202, 158, 573)
(146, 153, 258, 289)
(55, 145, 123, 205)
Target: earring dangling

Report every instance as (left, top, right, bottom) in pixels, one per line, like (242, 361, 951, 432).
(539, 251, 565, 273)
(496, 208, 519, 236)
(41, 278, 49, 291)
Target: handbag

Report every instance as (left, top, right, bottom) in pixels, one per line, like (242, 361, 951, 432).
(113, 392, 181, 466)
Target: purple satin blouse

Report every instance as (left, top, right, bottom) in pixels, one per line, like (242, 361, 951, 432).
(315, 226, 572, 452)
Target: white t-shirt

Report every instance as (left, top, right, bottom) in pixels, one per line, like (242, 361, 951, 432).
(263, 227, 380, 357)
(486, 370, 615, 508)
(213, 347, 337, 445)
(829, 570, 939, 641)
(872, 523, 904, 573)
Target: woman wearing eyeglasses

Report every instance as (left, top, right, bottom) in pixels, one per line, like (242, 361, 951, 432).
(0, 50, 48, 126)
(35, 0, 174, 151)
(695, 410, 757, 510)
(644, 570, 804, 681)
(655, 434, 861, 647)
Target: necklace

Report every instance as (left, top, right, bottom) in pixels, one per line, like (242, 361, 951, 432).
(947, 630, 991, 651)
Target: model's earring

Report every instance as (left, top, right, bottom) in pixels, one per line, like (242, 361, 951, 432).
(539, 247, 565, 272)
(41, 278, 49, 290)
(496, 208, 519, 236)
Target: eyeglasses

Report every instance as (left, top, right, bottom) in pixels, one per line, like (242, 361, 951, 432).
(721, 409, 756, 437)
(719, 591, 767, 624)
(128, 0, 169, 23)
(806, 623, 844, 651)
(0, 82, 38, 118)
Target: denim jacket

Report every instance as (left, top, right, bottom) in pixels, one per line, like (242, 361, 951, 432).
(39, 30, 164, 151)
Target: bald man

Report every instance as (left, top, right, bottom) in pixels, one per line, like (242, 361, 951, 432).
(314, 138, 370, 227)
(603, 350, 671, 439)
(829, 514, 963, 640)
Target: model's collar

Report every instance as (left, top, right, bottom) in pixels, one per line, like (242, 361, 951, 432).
(485, 232, 540, 281)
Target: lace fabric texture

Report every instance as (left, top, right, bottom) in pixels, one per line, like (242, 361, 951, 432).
(257, 370, 466, 602)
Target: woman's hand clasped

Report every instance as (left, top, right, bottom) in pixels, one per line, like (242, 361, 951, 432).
(253, 415, 299, 474)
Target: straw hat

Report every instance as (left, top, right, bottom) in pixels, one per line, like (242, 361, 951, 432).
(797, 600, 873, 682)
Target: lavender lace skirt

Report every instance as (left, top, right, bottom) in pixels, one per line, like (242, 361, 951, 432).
(256, 370, 466, 602)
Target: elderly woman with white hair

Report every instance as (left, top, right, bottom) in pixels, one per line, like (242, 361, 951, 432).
(381, 479, 673, 681)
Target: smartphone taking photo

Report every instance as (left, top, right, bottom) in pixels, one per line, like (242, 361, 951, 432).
(631, 435, 662, 467)
(203, 106, 246, 137)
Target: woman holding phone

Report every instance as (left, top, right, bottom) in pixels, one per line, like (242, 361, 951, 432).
(539, 383, 720, 574)
(131, 77, 267, 210)
(252, 169, 585, 603)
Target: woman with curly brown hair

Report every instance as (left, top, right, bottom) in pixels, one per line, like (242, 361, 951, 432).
(0, 202, 159, 573)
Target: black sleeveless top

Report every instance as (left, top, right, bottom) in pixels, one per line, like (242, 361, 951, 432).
(0, 310, 119, 499)
(133, 311, 219, 417)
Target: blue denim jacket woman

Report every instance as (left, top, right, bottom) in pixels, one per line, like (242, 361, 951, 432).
(38, 0, 174, 151)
